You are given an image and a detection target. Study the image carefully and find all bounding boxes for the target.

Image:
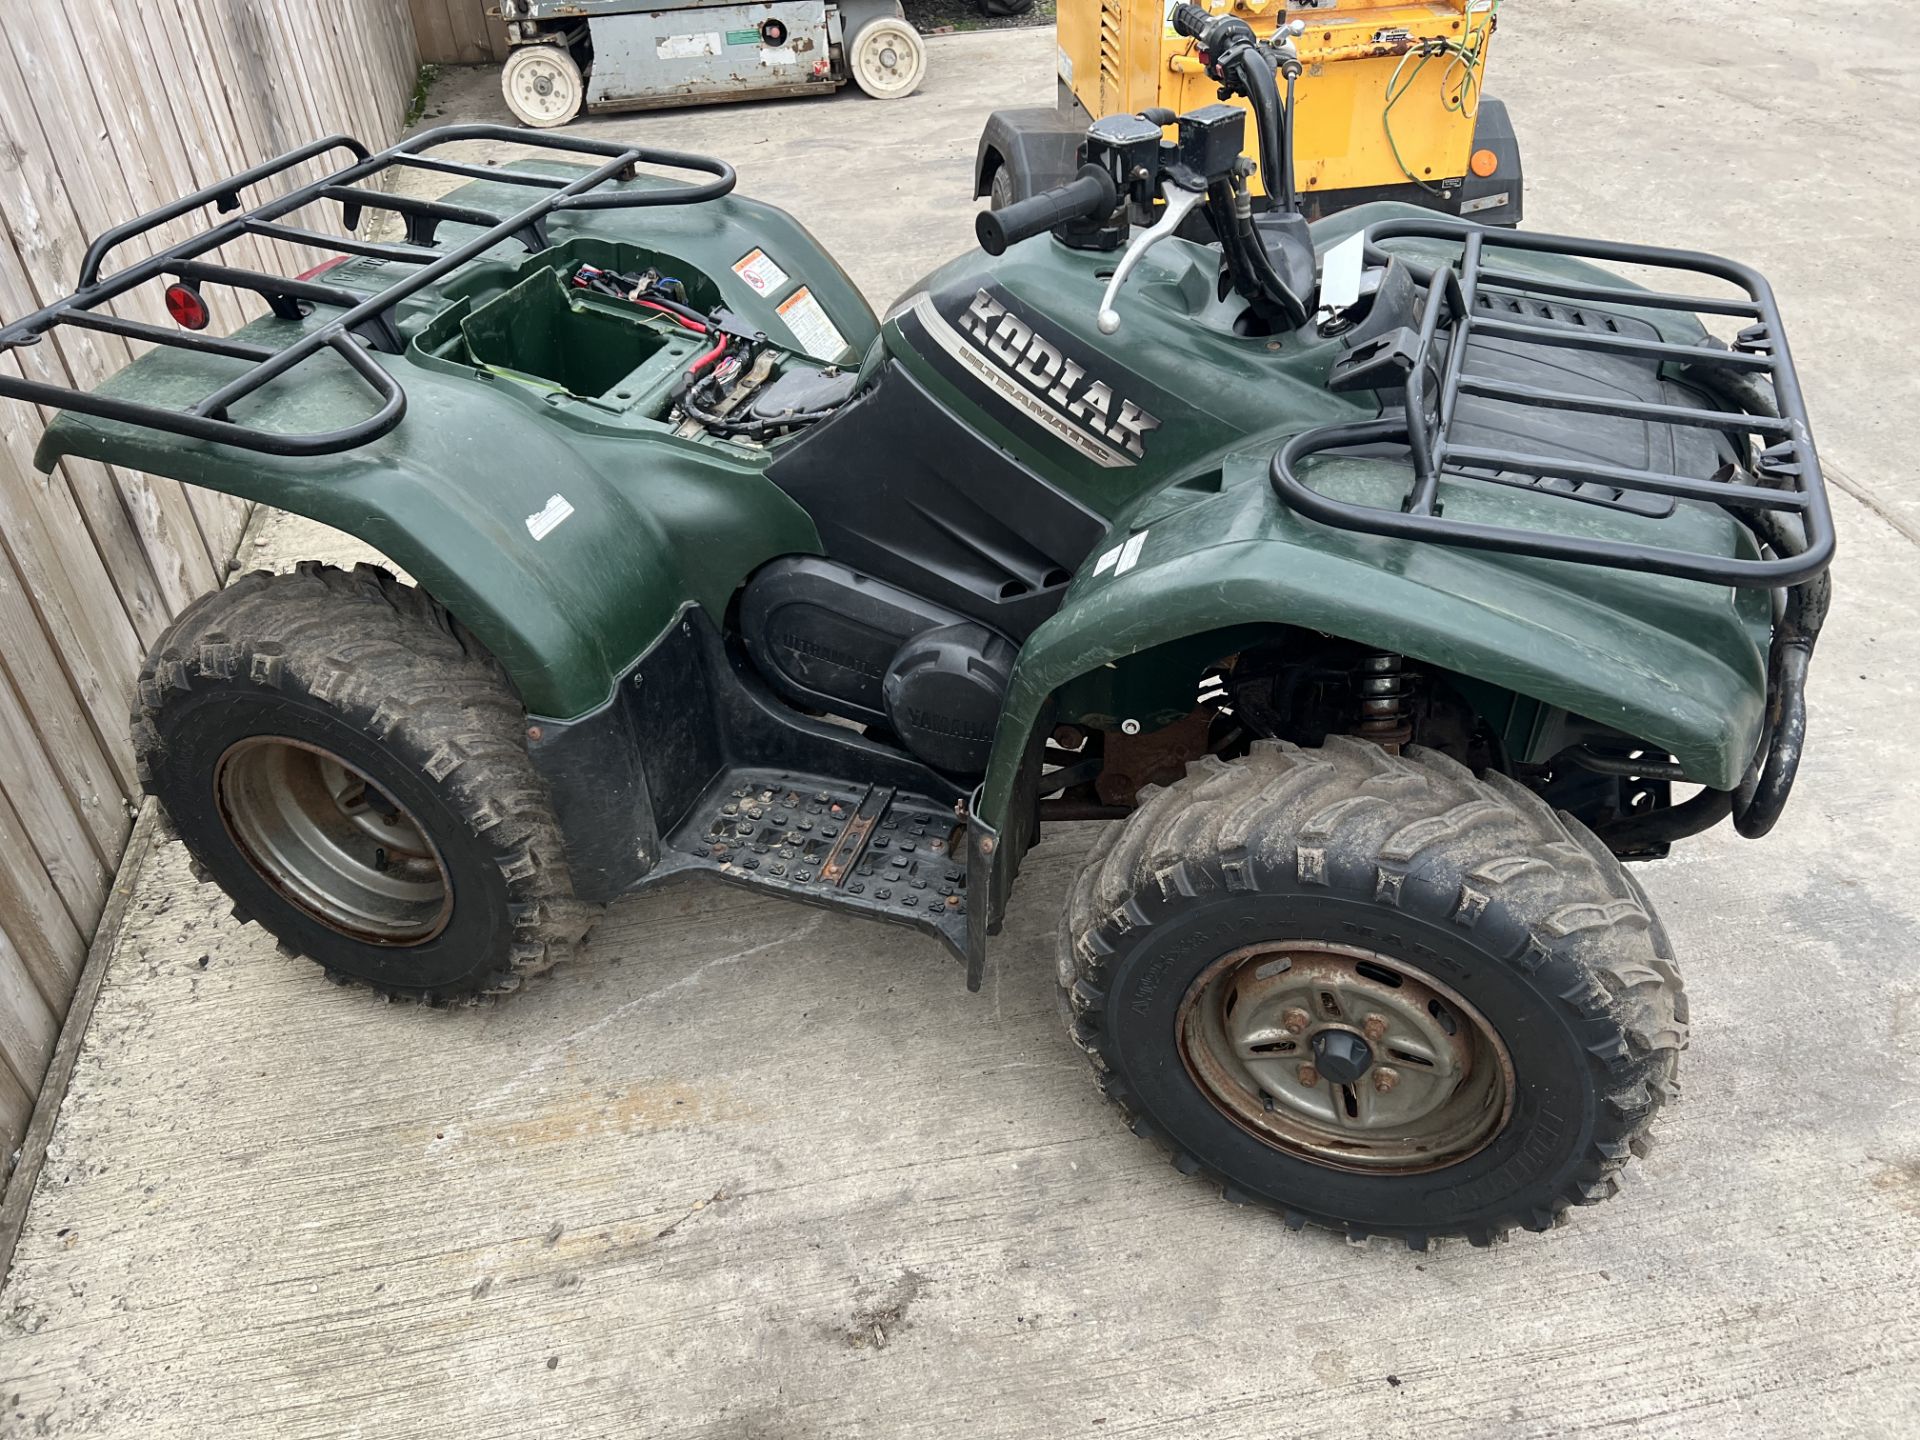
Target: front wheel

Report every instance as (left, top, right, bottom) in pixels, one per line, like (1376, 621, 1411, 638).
(134, 563, 596, 1001)
(1059, 737, 1686, 1248)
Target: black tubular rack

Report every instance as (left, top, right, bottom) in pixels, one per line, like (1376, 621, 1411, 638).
(1271, 217, 1835, 590)
(0, 126, 735, 456)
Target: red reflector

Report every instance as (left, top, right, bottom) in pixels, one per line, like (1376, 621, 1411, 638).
(294, 255, 350, 282)
(164, 282, 209, 331)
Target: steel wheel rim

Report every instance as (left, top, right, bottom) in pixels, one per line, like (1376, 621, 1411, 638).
(505, 48, 580, 125)
(1176, 940, 1514, 1173)
(853, 22, 921, 97)
(215, 736, 452, 945)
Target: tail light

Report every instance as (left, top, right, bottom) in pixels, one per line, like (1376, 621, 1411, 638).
(164, 282, 209, 331)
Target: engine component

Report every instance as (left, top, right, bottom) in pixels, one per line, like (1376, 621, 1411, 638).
(742, 556, 970, 726)
(882, 622, 1016, 776)
(747, 367, 860, 430)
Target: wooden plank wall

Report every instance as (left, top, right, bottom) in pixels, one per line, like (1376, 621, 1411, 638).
(410, 0, 510, 64)
(0, 1, 419, 1161)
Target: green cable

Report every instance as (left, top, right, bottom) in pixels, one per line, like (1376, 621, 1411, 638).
(1382, 0, 1498, 193)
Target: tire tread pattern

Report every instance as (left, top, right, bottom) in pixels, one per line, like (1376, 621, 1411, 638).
(1060, 737, 1687, 1248)
(133, 563, 595, 1002)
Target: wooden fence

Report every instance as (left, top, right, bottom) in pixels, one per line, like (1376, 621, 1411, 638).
(411, 0, 511, 64)
(0, 3, 419, 1162)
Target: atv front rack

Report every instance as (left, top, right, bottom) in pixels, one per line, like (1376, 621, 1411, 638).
(1275, 218, 1837, 842)
(0, 126, 735, 456)
(1272, 218, 1835, 590)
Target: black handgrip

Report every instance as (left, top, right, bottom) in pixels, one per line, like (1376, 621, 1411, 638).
(975, 166, 1119, 256)
(1170, 3, 1210, 40)
(1170, 4, 1254, 60)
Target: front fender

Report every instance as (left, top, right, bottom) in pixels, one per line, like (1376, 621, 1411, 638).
(978, 453, 1772, 825)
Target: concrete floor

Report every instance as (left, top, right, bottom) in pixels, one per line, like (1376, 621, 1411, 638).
(5, 6, 1920, 1436)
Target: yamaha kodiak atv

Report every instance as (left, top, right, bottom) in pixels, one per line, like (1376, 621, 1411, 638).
(0, 8, 1834, 1247)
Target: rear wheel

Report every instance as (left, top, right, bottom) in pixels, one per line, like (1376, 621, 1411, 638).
(988, 164, 1016, 210)
(1058, 737, 1686, 1247)
(134, 563, 596, 1001)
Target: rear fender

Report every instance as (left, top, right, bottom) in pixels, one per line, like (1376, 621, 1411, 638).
(975, 106, 1085, 201)
(977, 459, 1772, 829)
(39, 355, 820, 721)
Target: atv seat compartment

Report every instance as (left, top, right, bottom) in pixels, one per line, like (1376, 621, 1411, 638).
(460, 268, 671, 399)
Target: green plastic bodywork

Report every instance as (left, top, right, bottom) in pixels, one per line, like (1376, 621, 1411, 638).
(979, 454, 1769, 816)
(37, 173, 1773, 839)
(38, 171, 866, 719)
(880, 205, 1772, 814)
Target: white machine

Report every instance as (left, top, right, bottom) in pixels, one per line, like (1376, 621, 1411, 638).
(494, 0, 927, 126)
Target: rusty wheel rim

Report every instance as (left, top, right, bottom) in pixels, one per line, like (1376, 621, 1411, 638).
(215, 736, 452, 946)
(1175, 941, 1514, 1173)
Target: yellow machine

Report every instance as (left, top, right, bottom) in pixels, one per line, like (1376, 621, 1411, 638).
(979, 0, 1520, 224)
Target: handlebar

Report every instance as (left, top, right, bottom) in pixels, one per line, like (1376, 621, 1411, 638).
(975, 165, 1119, 256)
(1168, 6, 1299, 213)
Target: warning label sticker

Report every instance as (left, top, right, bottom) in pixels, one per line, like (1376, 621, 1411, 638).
(731, 248, 790, 297)
(525, 494, 574, 541)
(776, 286, 850, 359)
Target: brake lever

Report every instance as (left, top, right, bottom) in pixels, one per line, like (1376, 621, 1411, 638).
(1096, 182, 1208, 335)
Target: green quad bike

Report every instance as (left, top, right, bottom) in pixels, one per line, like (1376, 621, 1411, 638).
(3, 8, 1832, 1248)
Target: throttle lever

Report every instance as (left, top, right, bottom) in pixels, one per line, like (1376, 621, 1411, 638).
(1096, 183, 1208, 335)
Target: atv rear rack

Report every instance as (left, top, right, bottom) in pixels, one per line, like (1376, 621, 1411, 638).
(1271, 218, 1835, 590)
(0, 126, 735, 456)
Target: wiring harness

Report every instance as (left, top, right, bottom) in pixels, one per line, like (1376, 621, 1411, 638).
(570, 263, 846, 438)
(1381, 0, 1498, 193)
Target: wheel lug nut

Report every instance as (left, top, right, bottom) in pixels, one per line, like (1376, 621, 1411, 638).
(1296, 1064, 1319, 1088)
(1363, 1012, 1388, 1042)
(1374, 1067, 1399, 1093)
(1282, 1007, 1310, 1034)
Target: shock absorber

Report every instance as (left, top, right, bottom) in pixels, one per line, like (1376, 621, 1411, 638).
(1354, 653, 1413, 753)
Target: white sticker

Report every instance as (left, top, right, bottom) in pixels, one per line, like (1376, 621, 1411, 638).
(776, 285, 850, 359)
(525, 494, 574, 541)
(1056, 46, 1073, 85)
(656, 31, 721, 59)
(1092, 541, 1125, 576)
(1321, 232, 1366, 312)
(732, 248, 790, 296)
(760, 44, 797, 67)
(1115, 529, 1149, 575)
